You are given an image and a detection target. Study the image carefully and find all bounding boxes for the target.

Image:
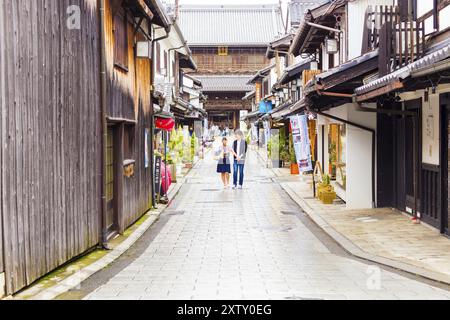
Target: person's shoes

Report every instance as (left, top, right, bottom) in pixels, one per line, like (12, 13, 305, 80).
(238, 185, 243, 190)
(232, 185, 237, 190)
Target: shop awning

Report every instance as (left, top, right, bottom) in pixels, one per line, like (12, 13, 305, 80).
(355, 44, 450, 102)
(247, 64, 276, 85)
(284, 98, 311, 118)
(243, 110, 263, 122)
(242, 90, 256, 101)
(278, 58, 312, 85)
(306, 49, 379, 95)
(270, 100, 293, 120)
(290, 0, 346, 57)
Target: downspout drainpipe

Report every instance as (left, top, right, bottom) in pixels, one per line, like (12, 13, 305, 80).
(312, 109, 376, 208)
(98, 0, 109, 249)
(150, 26, 171, 207)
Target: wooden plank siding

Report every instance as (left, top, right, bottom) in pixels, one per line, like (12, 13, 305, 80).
(0, 0, 5, 275)
(0, 0, 102, 295)
(104, 0, 153, 232)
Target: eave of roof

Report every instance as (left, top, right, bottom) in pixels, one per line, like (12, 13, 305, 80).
(279, 58, 312, 85)
(266, 34, 294, 59)
(305, 49, 379, 95)
(248, 64, 276, 84)
(355, 44, 450, 97)
(290, 0, 346, 57)
(145, 0, 171, 28)
(242, 90, 256, 101)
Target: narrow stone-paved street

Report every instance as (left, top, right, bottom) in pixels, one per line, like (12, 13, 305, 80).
(61, 146, 450, 300)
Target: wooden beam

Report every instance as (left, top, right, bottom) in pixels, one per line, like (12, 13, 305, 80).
(356, 81, 404, 102)
(136, 0, 154, 19)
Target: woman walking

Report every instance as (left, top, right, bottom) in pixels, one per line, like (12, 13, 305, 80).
(217, 137, 238, 188)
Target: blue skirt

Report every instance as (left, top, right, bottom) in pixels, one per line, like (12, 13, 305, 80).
(217, 157, 231, 173)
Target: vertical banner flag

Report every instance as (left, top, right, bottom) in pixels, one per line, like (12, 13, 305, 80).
(290, 115, 313, 172)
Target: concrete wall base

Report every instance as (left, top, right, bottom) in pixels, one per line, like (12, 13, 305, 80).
(0, 273, 5, 298)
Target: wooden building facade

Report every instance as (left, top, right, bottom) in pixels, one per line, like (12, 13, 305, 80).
(0, 0, 169, 296)
(0, 0, 102, 295)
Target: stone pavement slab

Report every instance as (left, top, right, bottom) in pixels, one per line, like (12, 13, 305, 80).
(76, 146, 450, 300)
(273, 163, 450, 285)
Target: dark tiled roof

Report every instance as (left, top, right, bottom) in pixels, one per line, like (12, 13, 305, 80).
(178, 5, 285, 46)
(196, 75, 255, 92)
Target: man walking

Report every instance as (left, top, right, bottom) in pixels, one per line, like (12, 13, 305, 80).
(232, 130, 248, 189)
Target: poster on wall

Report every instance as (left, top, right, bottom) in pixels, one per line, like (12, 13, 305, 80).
(144, 129, 149, 169)
(290, 115, 313, 172)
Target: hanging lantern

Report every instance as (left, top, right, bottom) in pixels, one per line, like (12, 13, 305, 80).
(155, 117, 175, 131)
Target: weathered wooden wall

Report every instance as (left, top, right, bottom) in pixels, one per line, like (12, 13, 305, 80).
(105, 0, 153, 231)
(0, 0, 101, 294)
(0, 0, 4, 276)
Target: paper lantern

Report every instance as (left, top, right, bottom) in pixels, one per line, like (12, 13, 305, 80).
(155, 117, 175, 131)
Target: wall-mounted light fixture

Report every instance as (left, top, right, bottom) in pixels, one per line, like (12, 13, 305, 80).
(325, 37, 339, 55)
(136, 41, 152, 59)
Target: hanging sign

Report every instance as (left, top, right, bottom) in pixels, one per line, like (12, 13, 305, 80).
(155, 117, 175, 131)
(290, 114, 312, 172)
(259, 101, 273, 113)
(154, 155, 162, 197)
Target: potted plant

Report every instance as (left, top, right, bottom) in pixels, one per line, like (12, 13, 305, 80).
(317, 174, 336, 204)
(288, 134, 299, 175)
(190, 133, 198, 163)
(268, 135, 283, 168)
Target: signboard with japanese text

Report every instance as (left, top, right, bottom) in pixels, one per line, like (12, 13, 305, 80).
(290, 114, 312, 172)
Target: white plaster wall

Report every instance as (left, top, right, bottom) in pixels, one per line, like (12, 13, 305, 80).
(317, 103, 376, 209)
(346, 103, 376, 209)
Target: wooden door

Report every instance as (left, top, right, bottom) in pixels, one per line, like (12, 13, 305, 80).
(405, 100, 421, 214)
(106, 128, 118, 235)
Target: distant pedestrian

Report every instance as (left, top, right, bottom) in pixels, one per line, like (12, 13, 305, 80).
(216, 137, 238, 189)
(232, 130, 248, 189)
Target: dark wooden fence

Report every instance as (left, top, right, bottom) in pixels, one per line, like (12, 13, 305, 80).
(0, 0, 102, 295)
(362, 5, 425, 77)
